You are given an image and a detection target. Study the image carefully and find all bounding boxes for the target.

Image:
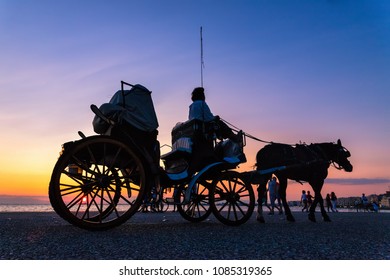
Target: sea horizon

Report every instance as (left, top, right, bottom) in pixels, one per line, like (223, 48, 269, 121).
(1, 193, 390, 213)
(1, 203, 389, 214)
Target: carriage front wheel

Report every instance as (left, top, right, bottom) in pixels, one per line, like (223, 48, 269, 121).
(176, 178, 212, 223)
(49, 136, 148, 230)
(210, 171, 255, 226)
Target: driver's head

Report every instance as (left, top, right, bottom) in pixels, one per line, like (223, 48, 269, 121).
(191, 87, 205, 101)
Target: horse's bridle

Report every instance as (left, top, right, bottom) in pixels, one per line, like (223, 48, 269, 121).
(332, 146, 351, 170)
(332, 161, 344, 170)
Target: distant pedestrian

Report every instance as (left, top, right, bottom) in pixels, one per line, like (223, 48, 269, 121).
(325, 193, 333, 212)
(361, 193, 369, 211)
(300, 190, 308, 212)
(372, 201, 379, 213)
(330, 191, 338, 212)
(307, 190, 313, 210)
(267, 176, 283, 215)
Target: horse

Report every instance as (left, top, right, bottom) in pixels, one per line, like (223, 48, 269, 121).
(255, 139, 353, 223)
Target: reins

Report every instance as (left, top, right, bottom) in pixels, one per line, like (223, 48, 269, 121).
(220, 118, 292, 146)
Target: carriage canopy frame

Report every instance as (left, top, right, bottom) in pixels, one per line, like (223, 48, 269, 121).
(92, 81, 159, 134)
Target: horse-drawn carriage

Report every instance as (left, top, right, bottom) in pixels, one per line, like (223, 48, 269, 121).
(49, 81, 354, 230)
(48, 81, 255, 230)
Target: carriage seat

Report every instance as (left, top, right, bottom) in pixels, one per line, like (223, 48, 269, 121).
(171, 119, 218, 143)
(215, 139, 247, 165)
(161, 138, 192, 161)
(161, 141, 191, 180)
(166, 118, 218, 160)
(162, 118, 246, 176)
(161, 118, 219, 178)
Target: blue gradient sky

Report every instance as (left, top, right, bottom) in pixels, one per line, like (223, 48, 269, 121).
(0, 0, 389, 201)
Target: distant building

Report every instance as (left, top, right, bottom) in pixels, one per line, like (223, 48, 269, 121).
(282, 191, 390, 209)
(337, 196, 359, 208)
(381, 191, 390, 208)
(368, 194, 379, 203)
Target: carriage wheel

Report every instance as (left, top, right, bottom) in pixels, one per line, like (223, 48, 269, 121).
(49, 136, 148, 230)
(177, 179, 212, 223)
(210, 171, 255, 226)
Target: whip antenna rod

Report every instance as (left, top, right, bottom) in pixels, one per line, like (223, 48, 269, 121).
(200, 26, 204, 87)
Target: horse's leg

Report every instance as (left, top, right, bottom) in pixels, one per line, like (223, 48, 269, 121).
(313, 192, 330, 222)
(309, 180, 330, 222)
(318, 193, 331, 222)
(279, 177, 295, 222)
(315, 180, 331, 222)
(308, 182, 318, 222)
(256, 180, 267, 223)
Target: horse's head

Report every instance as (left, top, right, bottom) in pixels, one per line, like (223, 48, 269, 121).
(332, 139, 353, 172)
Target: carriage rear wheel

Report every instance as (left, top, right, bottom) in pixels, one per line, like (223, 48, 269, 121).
(49, 136, 148, 230)
(177, 179, 212, 223)
(210, 171, 255, 226)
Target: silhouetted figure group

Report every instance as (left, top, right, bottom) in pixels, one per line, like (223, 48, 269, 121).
(356, 193, 379, 213)
(300, 190, 313, 212)
(324, 192, 338, 212)
(300, 190, 338, 213)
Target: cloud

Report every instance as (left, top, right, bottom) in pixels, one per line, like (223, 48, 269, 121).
(0, 195, 49, 205)
(325, 178, 390, 185)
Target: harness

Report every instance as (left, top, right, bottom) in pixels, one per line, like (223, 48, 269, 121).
(220, 118, 350, 173)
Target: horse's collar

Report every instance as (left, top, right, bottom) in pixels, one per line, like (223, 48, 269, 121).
(310, 144, 329, 162)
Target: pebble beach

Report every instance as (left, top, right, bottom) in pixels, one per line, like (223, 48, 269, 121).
(0, 211, 389, 260)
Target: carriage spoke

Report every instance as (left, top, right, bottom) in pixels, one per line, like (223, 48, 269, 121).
(232, 203, 239, 221)
(216, 199, 229, 212)
(234, 201, 247, 216)
(65, 190, 85, 210)
(104, 146, 123, 175)
(70, 155, 100, 178)
(81, 190, 100, 220)
(59, 184, 83, 196)
(61, 171, 85, 186)
(86, 145, 97, 165)
(229, 178, 235, 193)
(219, 181, 229, 193)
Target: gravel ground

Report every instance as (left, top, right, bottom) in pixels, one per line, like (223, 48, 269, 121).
(0, 211, 389, 260)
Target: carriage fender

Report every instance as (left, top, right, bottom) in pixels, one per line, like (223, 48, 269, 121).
(184, 162, 225, 203)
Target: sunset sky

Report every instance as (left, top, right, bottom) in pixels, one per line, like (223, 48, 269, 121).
(0, 0, 389, 202)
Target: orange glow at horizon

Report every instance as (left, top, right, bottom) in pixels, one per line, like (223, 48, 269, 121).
(0, 138, 61, 196)
(0, 171, 51, 196)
